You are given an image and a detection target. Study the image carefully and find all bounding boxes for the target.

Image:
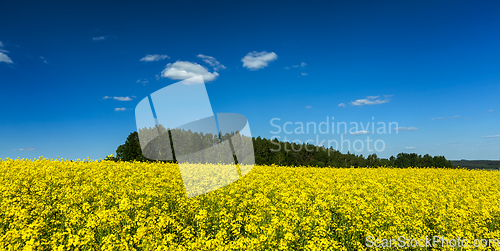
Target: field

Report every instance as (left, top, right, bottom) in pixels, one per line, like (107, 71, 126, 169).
(0, 158, 499, 250)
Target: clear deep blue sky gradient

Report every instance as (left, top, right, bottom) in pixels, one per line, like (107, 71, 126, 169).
(1, 0, 499, 160)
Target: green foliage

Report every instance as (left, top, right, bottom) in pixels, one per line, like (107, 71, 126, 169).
(115, 132, 148, 162)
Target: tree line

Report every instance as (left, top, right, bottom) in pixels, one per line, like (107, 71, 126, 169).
(105, 129, 455, 168)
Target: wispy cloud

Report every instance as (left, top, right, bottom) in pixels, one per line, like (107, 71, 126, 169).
(136, 79, 148, 84)
(103, 96, 133, 101)
(483, 135, 500, 138)
(114, 97, 132, 101)
(140, 54, 170, 62)
(0, 41, 8, 54)
(40, 56, 48, 64)
(241, 51, 277, 70)
(432, 115, 460, 120)
(14, 147, 36, 151)
(350, 95, 391, 106)
(488, 110, 494, 113)
(306, 106, 312, 109)
(285, 62, 306, 70)
(161, 61, 219, 83)
(301, 73, 308, 76)
(197, 54, 226, 70)
(351, 130, 370, 135)
(0, 52, 13, 64)
(114, 108, 127, 111)
(92, 35, 116, 41)
(393, 127, 418, 131)
(405, 146, 416, 149)
(0, 41, 13, 64)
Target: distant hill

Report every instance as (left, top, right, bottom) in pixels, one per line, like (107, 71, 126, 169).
(451, 160, 500, 170)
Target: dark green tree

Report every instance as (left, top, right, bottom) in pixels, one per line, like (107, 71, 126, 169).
(115, 132, 147, 162)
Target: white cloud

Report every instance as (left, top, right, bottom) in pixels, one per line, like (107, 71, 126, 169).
(197, 54, 226, 70)
(393, 127, 418, 131)
(92, 35, 116, 41)
(0, 52, 13, 64)
(114, 97, 132, 101)
(241, 51, 277, 70)
(18, 147, 36, 151)
(284, 62, 306, 70)
(161, 61, 219, 83)
(405, 146, 417, 149)
(40, 56, 48, 64)
(0, 42, 7, 54)
(351, 130, 370, 135)
(432, 115, 460, 120)
(140, 54, 170, 62)
(301, 73, 308, 76)
(136, 79, 148, 84)
(338, 103, 346, 107)
(114, 108, 126, 111)
(103, 96, 133, 101)
(306, 106, 312, 109)
(483, 135, 500, 138)
(488, 110, 494, 113)
(351, 99, 385, 106)
(350, 96, 390, 106)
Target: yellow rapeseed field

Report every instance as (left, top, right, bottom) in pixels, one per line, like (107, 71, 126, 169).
(0, 157, 499, 250)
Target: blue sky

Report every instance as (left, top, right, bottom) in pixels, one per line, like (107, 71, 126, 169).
(1, 0, 499, 160)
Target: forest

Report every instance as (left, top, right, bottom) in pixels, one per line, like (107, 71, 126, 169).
(106, 126, 455, 168)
